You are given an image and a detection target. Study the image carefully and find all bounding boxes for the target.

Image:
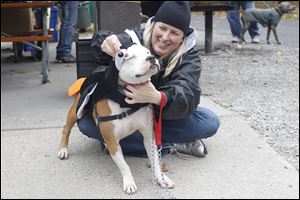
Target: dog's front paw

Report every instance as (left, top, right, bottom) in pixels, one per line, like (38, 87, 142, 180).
(58, 147, 68, 159)
(157, 173, 175, 189)
(123, 177, 137, 195)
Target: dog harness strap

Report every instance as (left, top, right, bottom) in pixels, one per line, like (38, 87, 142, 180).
(96, 107, 140, 123)
(153, 92, 167, 147)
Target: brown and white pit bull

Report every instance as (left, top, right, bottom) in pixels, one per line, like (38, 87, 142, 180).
(57, 44, 175, 194)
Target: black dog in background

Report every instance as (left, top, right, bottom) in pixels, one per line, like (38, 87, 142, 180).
(240, 2, 296, 44)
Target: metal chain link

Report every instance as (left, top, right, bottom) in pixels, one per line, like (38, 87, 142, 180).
(148, 104, 176, 199)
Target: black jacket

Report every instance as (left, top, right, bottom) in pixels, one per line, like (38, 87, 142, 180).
(91, 20, 202, 120)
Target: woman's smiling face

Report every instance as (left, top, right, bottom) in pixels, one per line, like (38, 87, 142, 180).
(151, 22, 184, 58)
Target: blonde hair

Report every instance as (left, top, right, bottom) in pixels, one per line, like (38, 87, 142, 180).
(143, 22, 186, 77)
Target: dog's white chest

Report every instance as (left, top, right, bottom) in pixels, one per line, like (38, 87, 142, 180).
(107, 100, 152, 140)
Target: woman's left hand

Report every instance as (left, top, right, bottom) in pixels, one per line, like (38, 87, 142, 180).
(123, 81, 162, 105)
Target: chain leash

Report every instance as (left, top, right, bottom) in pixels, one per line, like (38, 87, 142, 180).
(148, 104, 176, 199)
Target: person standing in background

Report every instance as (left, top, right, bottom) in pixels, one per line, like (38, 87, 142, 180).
(227, 1, 260, 43)
(56, 1, 79, 63)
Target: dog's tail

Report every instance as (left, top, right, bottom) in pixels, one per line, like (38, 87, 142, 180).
(67, 77, 86, 96)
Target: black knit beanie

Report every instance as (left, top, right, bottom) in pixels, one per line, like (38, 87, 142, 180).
(152, 1, 193, 36)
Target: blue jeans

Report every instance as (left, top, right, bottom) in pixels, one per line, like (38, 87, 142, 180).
(77, 106, 220, 157)
(56, 1, 79, 57)
(227, 1, 259, 39)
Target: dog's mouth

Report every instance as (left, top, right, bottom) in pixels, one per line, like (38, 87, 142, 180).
(135, 64, 159, 78)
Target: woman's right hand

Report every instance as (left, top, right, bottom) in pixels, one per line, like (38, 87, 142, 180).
(101, 35, 122, 58)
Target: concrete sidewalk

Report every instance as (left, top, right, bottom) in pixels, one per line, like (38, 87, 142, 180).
(1, 42, 299, 199)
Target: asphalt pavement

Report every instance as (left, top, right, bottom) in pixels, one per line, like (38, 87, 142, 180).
(1, 14, 299, 199)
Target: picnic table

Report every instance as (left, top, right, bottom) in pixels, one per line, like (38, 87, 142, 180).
(190, 3, 235, 54)
(1, 2, 54, 83)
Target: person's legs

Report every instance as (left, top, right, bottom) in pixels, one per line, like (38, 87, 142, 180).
(56, 1, 78, 60)
(119, 132, 148, 157)
(162, 106, 220, 143)
(161, 106, 220, 157)
(77, 113, 104, 141)
(227, 2, 242, 39)
(241, 1, 260, 39)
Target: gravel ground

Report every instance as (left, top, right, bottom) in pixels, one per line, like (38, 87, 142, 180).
(196, 38, 299, 171)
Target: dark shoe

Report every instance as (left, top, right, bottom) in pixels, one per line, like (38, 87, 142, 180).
(56, 54, 76, 63)
(172, 139, 208, 157)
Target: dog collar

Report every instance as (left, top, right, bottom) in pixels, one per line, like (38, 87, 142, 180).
(271, 8, 281, 20)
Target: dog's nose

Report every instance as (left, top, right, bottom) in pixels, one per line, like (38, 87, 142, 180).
(146, 55, 156, 64)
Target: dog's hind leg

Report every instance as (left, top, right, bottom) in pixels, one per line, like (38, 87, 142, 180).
(58, 94, 80, 159)
(272, 26, 281, 44)
(267, 25, 272, 44)
(240, 15, 249, 42)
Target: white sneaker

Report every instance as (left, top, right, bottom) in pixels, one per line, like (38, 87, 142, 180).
(252, 36, 260, 43)
(231, 36, 242, 43)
